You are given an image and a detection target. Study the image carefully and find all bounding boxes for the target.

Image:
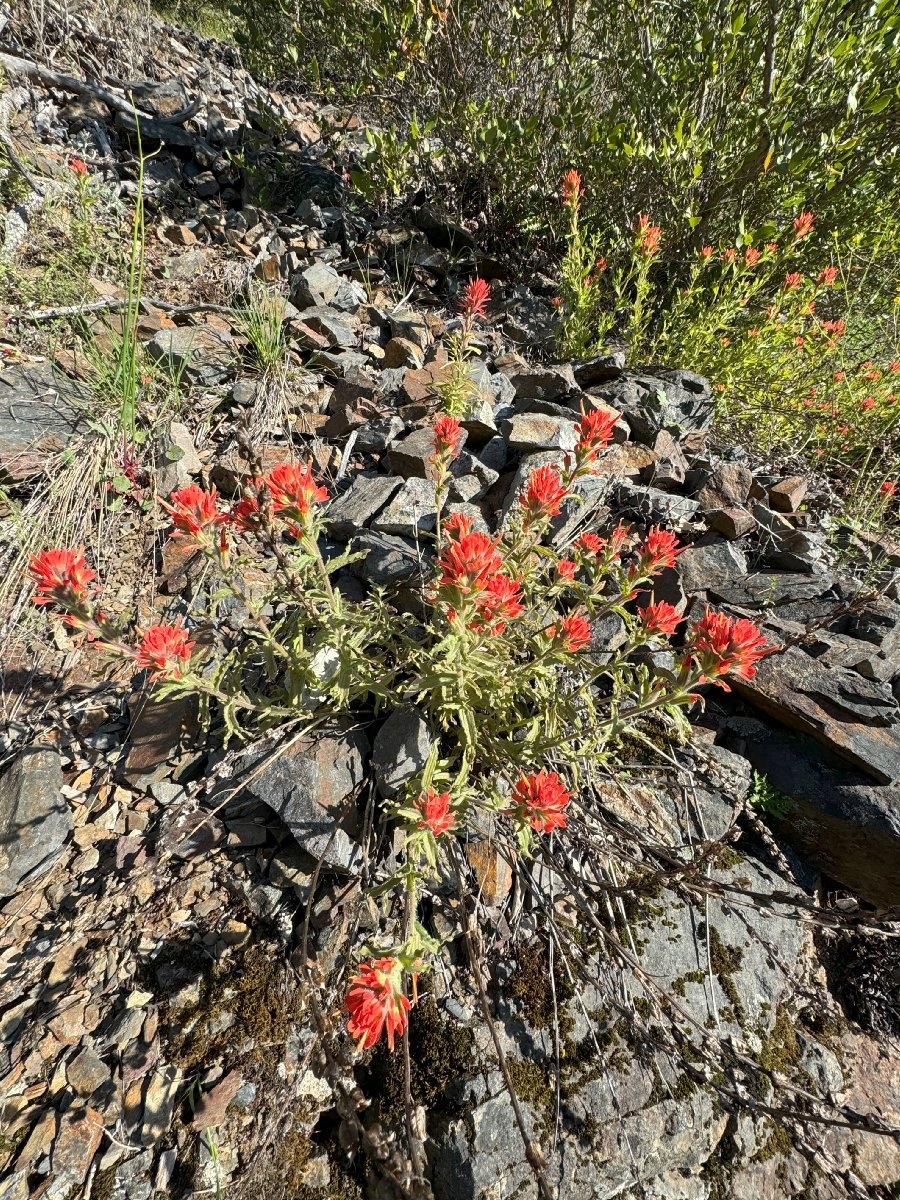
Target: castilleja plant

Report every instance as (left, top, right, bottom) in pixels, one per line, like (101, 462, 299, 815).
(29, 415, 770, 1053)
(433, 276, 492, 417)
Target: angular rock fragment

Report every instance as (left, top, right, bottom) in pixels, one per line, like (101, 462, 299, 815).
(325, 474, 402, 539)
(0, 748, 70, 896)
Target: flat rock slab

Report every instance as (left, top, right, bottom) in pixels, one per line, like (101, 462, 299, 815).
(237, 729, 369, 871)
(0, 363, 89, 482)
(0, 747, 70, 896)
(728, 719, 900, 909)
(731, 645, 900, 783)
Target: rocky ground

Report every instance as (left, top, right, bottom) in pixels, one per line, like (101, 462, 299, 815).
(1, 3, 900, 1198)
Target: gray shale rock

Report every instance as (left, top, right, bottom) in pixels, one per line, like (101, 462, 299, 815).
(372, 706, 433, 799)
(590, 369, 714, 444)
(237, 730, 368, 871)
(0, 363, 88, 482)
(146, 324, 233, 385)
(325, 474, 402, 540)
(0, 747, 71, 896)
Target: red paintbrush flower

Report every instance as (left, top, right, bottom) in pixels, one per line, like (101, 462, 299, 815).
(634, 526, 681, 574)
(161, 484, 227, 540)
(460, 277, 490, 321)
(783, 272, 802, 291)
(266, 462, 329, 514)
(574, 532, 605, 556)
(880, 480, 897, 497)
(817, 266, 838, 287)
(688, 609, 769, 690)
(744, 247, 760, 267)
(345, 957, 411, 1051)
(415, 788, 455, 836)
(793, 211, 815, 238)
(473, 572, 523, 635)
(430, 414, 464, 467)
(547, 612, 592, 652)
(437, 531, 503, 595)
(29, 547, 95, 609)
(69, 157, 88, 176)
(635, 214, 661, 256)
(133, 620, 196, 680)
(230, 490, 264, 532)
(443, 511, 475, 540)
(575, 407, 618, 465)
(638, 599, 683, 637)
(556, 559, 577, 580)
(520, 466, 567, 526)
(561, 169, 583, 206)
(508, 770, 572, 834)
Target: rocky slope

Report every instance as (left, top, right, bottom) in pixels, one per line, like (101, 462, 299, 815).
(1, 3, 899, 1199)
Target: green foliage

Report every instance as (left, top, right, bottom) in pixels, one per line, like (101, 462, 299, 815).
(229, 0, 900, 254)
(748, 771, 793, 818)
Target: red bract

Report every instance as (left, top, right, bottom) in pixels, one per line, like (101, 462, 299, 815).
(818, 266, 838, 287)
(561, 169, 583, 206)
(265, 462, 329, 530)
(70, 157, 88, 175)
(231, 491, 264, 532)
(556, 559, 577, 580)
(415, 788, 455, 836)
(744, 247, 760, 267)
(575, 408, 618, 464)
(783, 272, 802, 291)
(29, 547, 95, 608)
(134, 620, 196, 680)
(688, 609, 768, 690)
(635, 214, 661, 256)
(520, 466, 567, 525)
(509, 770, 572, 833)
(437, 531, 503, 595)
(700, 245, 714, 260)
(639, 600, 683, 637)
(881, 481, 897, 497)
(793, 211, 815, 238)
(460, 277, 490, 320)
(473, 573, 523, 635)
(636, 526, 681, 573)
(430, 414, 463, 463)
(443, 511, 475, 540)
(547, 612, 592, 652)
(345, 957, 410, 1051)
(161, 484, 226, 539)
(574, 532, 604, 556)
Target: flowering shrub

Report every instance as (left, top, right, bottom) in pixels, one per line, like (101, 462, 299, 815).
(554, 179, 900, 506)
(29, 421, 770, 1051)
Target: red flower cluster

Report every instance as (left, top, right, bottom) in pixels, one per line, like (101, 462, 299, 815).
(793, 211, 815, 238)
(415, 788, 455, 836)
(29, 547, 95, 609)
(818, 266, 838, 287)
(70, 157, 88, 176)
(436, 527, 522, 635)
(162, 484, 227, 540)
(744, 247, 760, 267)
(633, 526, 681, 574)
(460, 277, 490, 321)
(783, 272, 802, 291)
(574, 407, 618, 466)
(266, 462, 329, 520)
(556, 559, 577, 581)
(547, 612, 592, 653)
(635, 214, 661, 256)
(134, 620, 196, 680)
(639, 600, 683, 637)
(700, 245, 714, 260)
(508, 770, 572, 834)
(822, 319, 845, 337)
(345, 957, 410, 1051)
(687, 609, 768, 690)
(880, 481, 897, 497)
(561, 169, 583, 207)
(520, 465, 567, 527)
(574, 532, 604, 556)
(429, 414, 463, 470)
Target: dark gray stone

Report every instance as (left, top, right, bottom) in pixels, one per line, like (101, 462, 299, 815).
(372, 707, 433, 799)
(370, 477, 437, 538)
(291, 262, 341, 309)
(727, 718, 900, 909)
(146, 324, 233, 385)
(0, 363, 88, 482)
(388, 425, 469, 479)
(349, 531, 424, 586)
(325, 474, 402, 540)
(239, 730, 368, 871)
(0, 748, 70, 896)
(678, 540, 748, 595)
(590, 369, 713, 444)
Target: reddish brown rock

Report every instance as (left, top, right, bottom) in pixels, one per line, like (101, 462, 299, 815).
(768, 474, 808, 513)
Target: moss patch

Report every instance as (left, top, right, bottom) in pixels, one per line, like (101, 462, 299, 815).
(505, 941, 575, 1033)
